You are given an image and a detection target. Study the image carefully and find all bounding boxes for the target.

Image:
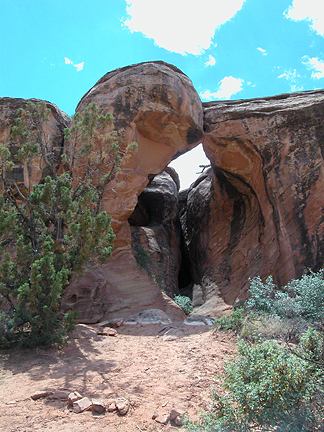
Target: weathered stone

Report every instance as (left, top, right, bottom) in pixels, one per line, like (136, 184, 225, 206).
(152, 411, 159, 419)
(130, 168, 181, 298)
(51, 390, 70, 400)
(97, 319, 124, 328)
(61, 61, 203, 324)
(124, 309, 172, 325)
(107, 401, 117, 412)
(170, 407, 186, 421)
(155, 414, 170, 425)
(183, 315, 214, 326)
(0, 97, 70, 195)
(97, 328, 118, 337)
(193, 90, 324, 304)
(31, 390, 53, 400)
(73, 397, 92, 413)
(174, 416, 183, 426)
(68, 391, 83, 404)
(92, 398, 106, 413)
(115, 397, 130, 415)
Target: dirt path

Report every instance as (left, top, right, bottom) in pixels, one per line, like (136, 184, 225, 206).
(0, 323, 236, 432)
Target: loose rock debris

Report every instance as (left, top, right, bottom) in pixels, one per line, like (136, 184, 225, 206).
(2, 322, 236, 431)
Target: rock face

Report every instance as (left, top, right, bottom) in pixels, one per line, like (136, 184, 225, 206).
(3, 65, 324, 322)
(196, 90, 324, 303)
(61, 61, 203, 322)
(129, 167, 181, 298)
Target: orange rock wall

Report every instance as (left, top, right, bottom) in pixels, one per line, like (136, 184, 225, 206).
(198, 91, 324, 303)
(3, 65, 324, 322)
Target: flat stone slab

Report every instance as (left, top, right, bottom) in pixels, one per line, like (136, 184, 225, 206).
(183, 315, 214, 326)
(124, 309, 172, 325)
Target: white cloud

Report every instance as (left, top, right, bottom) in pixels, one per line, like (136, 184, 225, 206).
(257, 47, 267, 55)
(278, 69, 300, 80)
(285, 0, 324, 35)
(277, 68, 303, 91)
(123, 0, 246, 55)
(74, 62, 84, 72)
(64, 57, 84, 71)
(205, 54, 216, 67)
(200, 76, 244, 101)
(302, 56, 324, 78)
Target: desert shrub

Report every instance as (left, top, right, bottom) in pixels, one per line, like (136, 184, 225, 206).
(186, 339, 324, 431)
(246, 271, 324, 324)
(213, 307, 245, 333)
(174, 294, 193, 315)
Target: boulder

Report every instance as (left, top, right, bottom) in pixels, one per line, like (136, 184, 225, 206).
(155, 414, 170, 425)
(31, 390, 53, 400)
(68, 392, 83, 404)
(92, 398, 106, 414)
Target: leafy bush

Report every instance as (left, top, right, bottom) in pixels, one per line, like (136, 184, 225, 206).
(213, 307, 245, 333)
(174, 294, 193, 315)
(246, 271, 324, 323)
(186, 272, 324, 431)
(186, 339, 324, 431)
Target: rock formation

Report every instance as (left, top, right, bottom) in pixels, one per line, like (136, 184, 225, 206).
(2, 63, 324, 322)
(129, 167, 181, 298)
(197, 91, 324, 305)
(62, 61, 203, 322)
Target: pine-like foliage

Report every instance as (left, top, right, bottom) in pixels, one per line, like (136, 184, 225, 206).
(0, 101, 137, 348)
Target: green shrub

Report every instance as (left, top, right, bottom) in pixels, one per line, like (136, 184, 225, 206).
(173, 294, 193, 315)
(186, 339, 323, 431)
(246, 271, 324, 323)
(213, 307, 245, 333)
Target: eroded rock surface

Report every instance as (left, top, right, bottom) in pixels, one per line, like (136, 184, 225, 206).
(198, 90, 324, 303)
(3, 65, 324, 322)
(62, 61, 203, 322)
(130, 167, 181, 298)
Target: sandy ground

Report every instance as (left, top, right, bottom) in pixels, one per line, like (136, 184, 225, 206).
(0, 322, 236, 432)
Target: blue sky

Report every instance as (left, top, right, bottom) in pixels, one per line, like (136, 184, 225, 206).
(1, 0, 324, 189)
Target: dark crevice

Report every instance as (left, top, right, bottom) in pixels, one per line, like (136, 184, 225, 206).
(178, 227, 193, 299)
(128, 178, 193, 299)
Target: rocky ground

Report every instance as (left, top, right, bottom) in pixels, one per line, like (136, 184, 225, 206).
(0, 320, 236, 432)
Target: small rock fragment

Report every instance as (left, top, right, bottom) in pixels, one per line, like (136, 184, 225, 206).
(97, 328, 118, 337)
(73, 397, 92, 413)
(92, 398, 106, 414)
(152, 411, 159, 420)
(170, 407, 185, 421)
(31, 390, 53, 400)
(107, 401, 117, 412)
(51, 389, 70, 400)
(115, 397, 130, 415)
(175, 416, 183, 426)
(68, 391, 83, 405)
(155, 414, 170, 425)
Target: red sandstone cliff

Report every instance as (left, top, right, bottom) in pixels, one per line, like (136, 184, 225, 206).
(2, 64, 324, 321)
